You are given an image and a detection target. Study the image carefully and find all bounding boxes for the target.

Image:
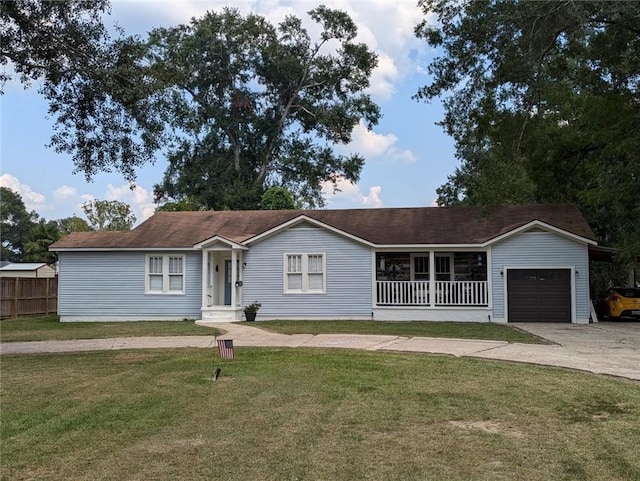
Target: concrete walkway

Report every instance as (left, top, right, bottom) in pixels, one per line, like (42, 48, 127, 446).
(1, 322, 638, 381)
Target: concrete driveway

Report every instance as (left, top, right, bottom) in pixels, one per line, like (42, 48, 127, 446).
(512, 321, 640, 347)
(216, 321, 640, 380)
(2, 321, 638, 380)
(483, 322, 640, 380)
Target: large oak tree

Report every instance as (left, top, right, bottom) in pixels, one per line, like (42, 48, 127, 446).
(5, 4, 379, 210)
(147, 7, 380, 209)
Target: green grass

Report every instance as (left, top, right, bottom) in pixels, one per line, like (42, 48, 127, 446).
(251, 319, 548, 343)
(1, 348, 638, 481)
(1, 316, 545, 344)
(0, 315, 220, 342)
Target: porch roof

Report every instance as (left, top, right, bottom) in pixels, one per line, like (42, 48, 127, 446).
(50, 204, 595, 250)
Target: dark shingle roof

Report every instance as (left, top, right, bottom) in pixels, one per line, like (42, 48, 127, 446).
(50, 204, 595, 250)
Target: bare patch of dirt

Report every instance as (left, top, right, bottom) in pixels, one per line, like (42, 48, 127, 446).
(139, 436, 206, 454)
(448, 420, 524, 438)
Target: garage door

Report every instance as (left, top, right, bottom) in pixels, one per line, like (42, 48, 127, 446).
(507, 269, 571, 322)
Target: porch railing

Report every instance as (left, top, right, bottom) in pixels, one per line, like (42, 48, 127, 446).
(377, 281, 430, 305)
(376, 280, 488, 306)
(434, 280, 488, 306)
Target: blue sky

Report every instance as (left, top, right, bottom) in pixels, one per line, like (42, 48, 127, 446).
(0, 0, 457, 225)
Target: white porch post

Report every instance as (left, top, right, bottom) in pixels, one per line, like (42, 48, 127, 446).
(486, 246, 493, 310)
(238, 251, 243, 307)
(429, 250, 436, 307)
(231, 249, 238, 308)
(371, 249, 377, 309)
(201, 250, 208, 309)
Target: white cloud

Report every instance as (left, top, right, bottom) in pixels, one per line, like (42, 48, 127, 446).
(0, 173, 51, 213)
(105, 183, 157, 222)
(362, 185, 383, 207)
(53, 185, 78, 200)
(367, 54, 399, 100)
(321, 176, 383, 209)
(52, 185, 93, 216)
(349, 121, 417, 163)
(1, 174, 158, 224)
(350, 121, 398, 157)
(392, 149, 418, 163)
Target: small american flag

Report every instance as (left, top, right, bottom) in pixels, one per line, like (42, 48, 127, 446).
(217, 339, 234, 359)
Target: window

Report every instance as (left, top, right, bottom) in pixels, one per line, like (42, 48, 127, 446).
(285, 253, 325, 293)
(146, 255, 185, 294)
(435, 254, 453, 281)
(412, 254, 430, 281)
(376, 253, 410, 281)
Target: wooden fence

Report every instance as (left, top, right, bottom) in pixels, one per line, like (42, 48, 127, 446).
(1, 277, 58, 319)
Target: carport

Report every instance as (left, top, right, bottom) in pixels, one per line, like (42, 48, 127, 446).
(588, 245, 639, 322)
(589, 245, 639, 286)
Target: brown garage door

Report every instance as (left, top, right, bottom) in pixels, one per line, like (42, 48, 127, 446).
(507, 269, 571, 322)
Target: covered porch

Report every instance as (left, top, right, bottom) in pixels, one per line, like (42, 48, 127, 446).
(196, 237, 247, 322)
(375, 251, 489, 307)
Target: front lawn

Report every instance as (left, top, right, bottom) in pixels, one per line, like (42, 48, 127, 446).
(0, 315, 220, 342)
(2, 348, 638, 481)
(251, 319, 547, 343)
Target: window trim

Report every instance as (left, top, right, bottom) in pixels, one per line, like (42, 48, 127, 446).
(410, 253, 430, 281)
(435, 253, 454, 281)
(145, 254, 186, 295)
(283, 253, 326, 294)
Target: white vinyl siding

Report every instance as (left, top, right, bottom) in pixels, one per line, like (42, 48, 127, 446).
(146, 255, 185, 294)
(284, 253, 325, 293)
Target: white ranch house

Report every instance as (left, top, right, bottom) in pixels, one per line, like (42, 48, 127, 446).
(50, 204, 597, 324)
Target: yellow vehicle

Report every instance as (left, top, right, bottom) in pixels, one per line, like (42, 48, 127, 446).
(604, 288, 640, 320)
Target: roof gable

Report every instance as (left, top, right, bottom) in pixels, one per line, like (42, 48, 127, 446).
(193, 236, 248, 250)
(244, 215, 376, 247)
(483, 220, 597, 246)
(49, 204, 596, 250)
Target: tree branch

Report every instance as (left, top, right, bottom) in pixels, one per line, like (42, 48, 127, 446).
(255, 39, 330, 185)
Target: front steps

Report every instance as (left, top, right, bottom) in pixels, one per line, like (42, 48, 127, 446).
(201, 307, 242, 322)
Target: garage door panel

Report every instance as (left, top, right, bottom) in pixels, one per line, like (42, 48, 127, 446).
(507, 269, 571, 322)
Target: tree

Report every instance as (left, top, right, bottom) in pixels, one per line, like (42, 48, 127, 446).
(1, 0, 110, 89)
(2, 1, 159, 182)
(259, 187, 297, 210)
(57, 215, 93, 236)
(415, 0, 640, 263)
(24, 219, 60, 263)
(82, 200, 136, 231)
(156, 198, 205, 212)
(0, 187, 38, 261)
(47, 6, 380, 209)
